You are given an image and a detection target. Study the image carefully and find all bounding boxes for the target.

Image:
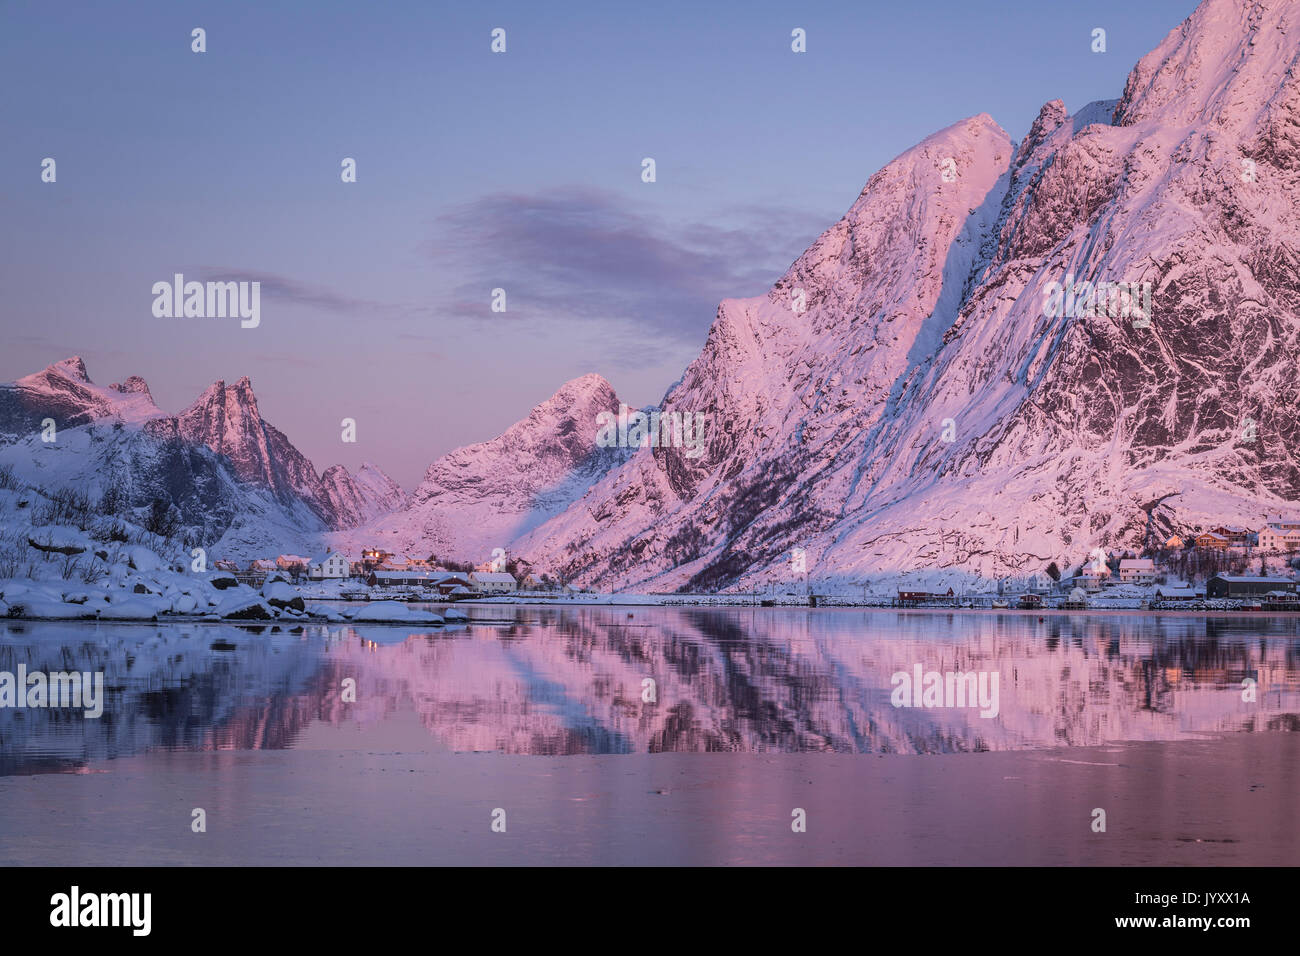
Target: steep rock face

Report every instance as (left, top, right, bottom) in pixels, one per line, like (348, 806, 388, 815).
(319, 462, 408, 529)
(519, 114, 1015, 589)
(520, 0, 1300, 592)
(333, 374, 630, 564)
(173, 377, 405, 530)
(175, 378, 324, 513)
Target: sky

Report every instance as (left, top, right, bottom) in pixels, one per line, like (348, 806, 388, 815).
(0, 0, 1202, 488)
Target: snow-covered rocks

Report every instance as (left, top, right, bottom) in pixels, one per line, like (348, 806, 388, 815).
(8, 597, 99, 620)
(124, 545, 164, 573)
(261, 580, 305, 613)
(215, 590, 276, 621)
(347, 601, 444, 625)
(98, 599, 160, 621)
(306, 603, 346, 622)
(170, 593, 200, 614)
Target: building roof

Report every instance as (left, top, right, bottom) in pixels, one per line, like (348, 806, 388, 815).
(471, 572, 517, 583)
(1119, 559, 1154, 569)
(1156, 587, 1197, 597)
(1211, 575, 1295, 583)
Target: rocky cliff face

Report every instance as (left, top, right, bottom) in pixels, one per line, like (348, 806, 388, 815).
(319, 462, 409, 529)
(516, 112, 1016, 589)
(175, 378, 329, 518)
(516, 0, 1300, 591)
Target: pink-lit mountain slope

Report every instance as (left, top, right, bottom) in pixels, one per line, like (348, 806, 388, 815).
(516, 0, 1300, 592)
(330, 374, 629, 565)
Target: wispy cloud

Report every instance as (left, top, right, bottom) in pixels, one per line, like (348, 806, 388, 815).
(191, 268, 397, 316)
(424, 186, 828, 344)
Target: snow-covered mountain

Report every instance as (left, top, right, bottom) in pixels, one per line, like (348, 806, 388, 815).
(330, 373, 631, 565)
(320, 462, 409, 529)
(0, 356, 166, 430)
(6, 0, 1296, 589)
(515, 0, 1300, 591)
(0, 358, 405, 552)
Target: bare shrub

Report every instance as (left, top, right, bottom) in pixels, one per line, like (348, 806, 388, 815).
(97, 480, 130, 517)
(0, 463, 21, 491)
(77, 557, 106, 584)
(144, 498, 181, 539)
(34, 487, 94, 530)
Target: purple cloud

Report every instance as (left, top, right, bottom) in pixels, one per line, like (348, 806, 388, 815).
(425, 186, 828, 343)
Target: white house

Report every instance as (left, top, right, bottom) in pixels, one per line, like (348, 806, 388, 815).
(1258, 524, 1300, 553)
(1118, 558, 1156, 584)
(1078, 565, 1108, 590)
(309, 552, 351, 580)
(1264, 515, 1300, 531)
(470, 571, 517, 593)
(997, 572, 1053, 595)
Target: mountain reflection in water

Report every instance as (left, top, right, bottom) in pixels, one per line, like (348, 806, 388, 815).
(2, 607, 1297, 775)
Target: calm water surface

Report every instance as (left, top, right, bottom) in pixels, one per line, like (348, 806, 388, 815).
(1, 607, 1297, 864)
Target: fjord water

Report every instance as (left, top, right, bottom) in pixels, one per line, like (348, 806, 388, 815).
(1, 607, 1297, 865)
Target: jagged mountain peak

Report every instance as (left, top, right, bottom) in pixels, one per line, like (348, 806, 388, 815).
(109, 375, 152, 397)
(523, 373, 617, 423)
(49, 355, 90, 382)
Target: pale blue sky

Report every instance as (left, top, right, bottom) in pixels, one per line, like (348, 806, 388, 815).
(0, 0, 1200, 486)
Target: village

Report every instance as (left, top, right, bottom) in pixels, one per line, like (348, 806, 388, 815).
(199, 516, 1300, 612)
(897, 517, 1300, 611)
(210, 546, 546, 602)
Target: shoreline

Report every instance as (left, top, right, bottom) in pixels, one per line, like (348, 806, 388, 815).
(5, 602, 1300, 623)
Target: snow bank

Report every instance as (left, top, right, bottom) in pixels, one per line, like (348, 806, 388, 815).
(348, 601, 444, 625)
